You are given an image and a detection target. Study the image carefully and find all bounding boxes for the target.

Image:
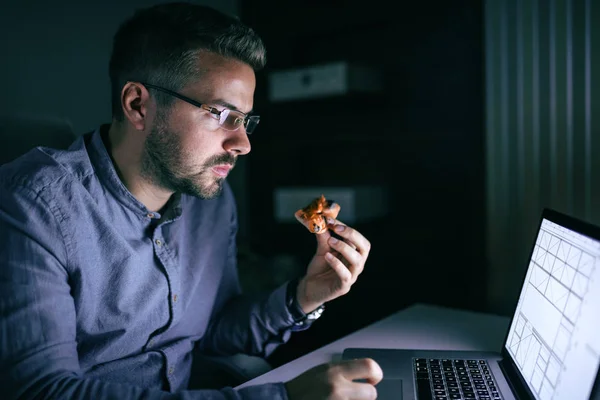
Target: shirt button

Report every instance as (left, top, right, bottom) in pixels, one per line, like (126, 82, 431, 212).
(147, 213, 154, 218)
(168, 366, 174, 375)
(155, 239, 162, 246)
(173, 294, 178, 302)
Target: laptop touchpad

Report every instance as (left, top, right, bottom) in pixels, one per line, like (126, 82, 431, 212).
(375, 378, 403, 400)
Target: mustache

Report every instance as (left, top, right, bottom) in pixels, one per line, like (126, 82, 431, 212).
(205, 153, 237, 168)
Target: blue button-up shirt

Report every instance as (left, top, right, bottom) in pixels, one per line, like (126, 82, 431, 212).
(0, 127, 303, 399)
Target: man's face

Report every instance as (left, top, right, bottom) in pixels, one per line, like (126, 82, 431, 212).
(141, 53, 255, 199)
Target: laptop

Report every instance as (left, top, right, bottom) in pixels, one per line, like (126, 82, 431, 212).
(342, 208, 600, 400)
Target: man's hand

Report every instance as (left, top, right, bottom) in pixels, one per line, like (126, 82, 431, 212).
(285, 358, 383, 400)
(296, 218, 371, 313)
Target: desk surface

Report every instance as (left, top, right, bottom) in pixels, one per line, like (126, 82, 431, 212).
(236, 303, 510, 389)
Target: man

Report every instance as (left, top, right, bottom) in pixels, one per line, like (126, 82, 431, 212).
(0, 3, 382, 399)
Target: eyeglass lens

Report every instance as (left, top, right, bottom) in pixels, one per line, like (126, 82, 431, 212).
(219, 110, 260, 134)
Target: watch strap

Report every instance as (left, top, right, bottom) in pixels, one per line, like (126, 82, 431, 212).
(285, 278, 325, 330)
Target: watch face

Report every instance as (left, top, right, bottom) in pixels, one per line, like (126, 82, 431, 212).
(307, 304, 325, 320)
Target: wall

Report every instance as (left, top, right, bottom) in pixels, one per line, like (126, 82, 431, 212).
(240, 0, 485, 366)
(485, 0, 600, 315)
(0, 0, 239, 134)
(0, 0, 251, 236)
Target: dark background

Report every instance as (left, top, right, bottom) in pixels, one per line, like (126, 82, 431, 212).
(238, 0, 486, 367)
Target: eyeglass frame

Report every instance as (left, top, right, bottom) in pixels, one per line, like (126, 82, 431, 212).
(135, 81, 259, 134)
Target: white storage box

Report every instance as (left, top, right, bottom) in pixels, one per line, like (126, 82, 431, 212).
(274, 186, 388, 224)
(268, 62, 382, 102)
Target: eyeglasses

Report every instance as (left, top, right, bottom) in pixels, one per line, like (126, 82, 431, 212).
(138, 82, 260, 134)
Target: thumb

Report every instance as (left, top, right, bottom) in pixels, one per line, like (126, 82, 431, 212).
(315, 229, 331, 252)
(315, 216, 335, 250)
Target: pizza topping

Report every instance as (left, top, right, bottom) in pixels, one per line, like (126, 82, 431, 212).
(294, 195, 341, 234)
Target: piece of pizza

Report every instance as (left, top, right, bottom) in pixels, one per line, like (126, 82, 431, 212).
(294, 194, 341, 234)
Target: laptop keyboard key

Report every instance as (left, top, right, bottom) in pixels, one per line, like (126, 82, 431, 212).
(413, 358, 504, 400)
(416, 382, 434, 399)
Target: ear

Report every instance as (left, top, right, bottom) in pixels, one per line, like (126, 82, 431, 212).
(120, 82, 151, 131)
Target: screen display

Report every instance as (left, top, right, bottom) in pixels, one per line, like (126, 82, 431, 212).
(505, 218, 600, 400)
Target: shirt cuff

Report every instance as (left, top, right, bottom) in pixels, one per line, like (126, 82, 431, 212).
(285, 277, 307, 322)
(264, 279, 315, 333)
(263, 280, 297, 331)
(283, 278, 316, 332)
(236, 382, 289, 399)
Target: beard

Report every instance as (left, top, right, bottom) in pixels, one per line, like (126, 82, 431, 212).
(140, 114, 235, 199)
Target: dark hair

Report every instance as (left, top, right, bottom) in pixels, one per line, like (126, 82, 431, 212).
(109, 2, 266, 121)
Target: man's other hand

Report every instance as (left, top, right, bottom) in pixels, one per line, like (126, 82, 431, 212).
(285, 358, 383, 400)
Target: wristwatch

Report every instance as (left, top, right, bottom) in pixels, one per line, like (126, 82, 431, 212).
(286, 278, 325, 329)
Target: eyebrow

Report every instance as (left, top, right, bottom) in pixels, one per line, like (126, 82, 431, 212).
(211, 99, 254, 115)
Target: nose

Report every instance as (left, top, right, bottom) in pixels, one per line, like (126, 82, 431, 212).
(223, 127, 251, 156)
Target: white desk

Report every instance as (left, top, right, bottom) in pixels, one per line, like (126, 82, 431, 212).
(236, 303, 510, 389)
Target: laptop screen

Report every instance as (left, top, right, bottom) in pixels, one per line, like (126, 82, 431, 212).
(505, 216, 600, 400)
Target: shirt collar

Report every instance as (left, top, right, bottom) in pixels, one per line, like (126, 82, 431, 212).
(87, 124, 183, 220)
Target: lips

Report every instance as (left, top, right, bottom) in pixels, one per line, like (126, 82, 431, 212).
(211, 164, 232, 177)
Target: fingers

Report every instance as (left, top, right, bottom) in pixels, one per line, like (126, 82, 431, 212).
(322, 202, 341, 219)
(325, 218, 371, 256)
(345, 381, 378, 400)
(337, 358, 384, 385)
(328, 237, 361, 273)
(325, 252, 352, 284)
(324, 220, 367, 280)
(285, 358, 381, 400)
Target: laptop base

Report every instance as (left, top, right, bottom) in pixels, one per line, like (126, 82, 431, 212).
(342, 348, 516, 400)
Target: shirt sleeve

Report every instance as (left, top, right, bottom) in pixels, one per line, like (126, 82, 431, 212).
(0, 182, 289, 400)
(196, 199, 310, 359)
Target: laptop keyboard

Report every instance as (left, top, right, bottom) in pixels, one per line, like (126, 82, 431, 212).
(413, 358, 503, 400)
